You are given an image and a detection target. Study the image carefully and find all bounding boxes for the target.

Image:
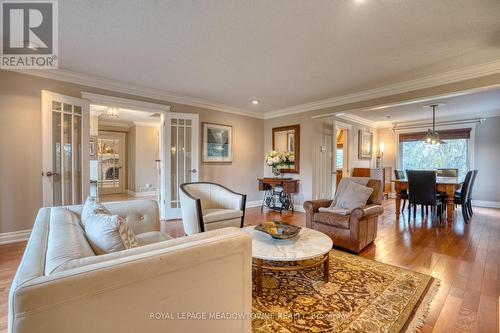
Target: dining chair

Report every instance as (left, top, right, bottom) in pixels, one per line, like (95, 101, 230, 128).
(453, 170, 473, 223)
(407, 170, 445, 221)
(394, 170, 408, 212)
(437, 168, 459, 177)
(466, 170, 478, 219)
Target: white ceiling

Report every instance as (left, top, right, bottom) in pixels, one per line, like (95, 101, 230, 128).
(346, 87, 500, 125)
(58, 0, 500, 114)
(90, 105, 160, 127)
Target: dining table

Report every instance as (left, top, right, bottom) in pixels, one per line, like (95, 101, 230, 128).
(393, 177, 464, 223)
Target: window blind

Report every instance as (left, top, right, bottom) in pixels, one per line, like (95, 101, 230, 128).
(399, 128, 471, 142)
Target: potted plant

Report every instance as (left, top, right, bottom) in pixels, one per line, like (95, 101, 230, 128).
(265, 151, 294, 177)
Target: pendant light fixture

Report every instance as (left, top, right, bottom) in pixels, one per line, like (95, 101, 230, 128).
(105, 107, 120, 119)
(424, 104, 446, 145)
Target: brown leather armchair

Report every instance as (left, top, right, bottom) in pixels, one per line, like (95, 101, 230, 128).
(303, 179, 384, 253)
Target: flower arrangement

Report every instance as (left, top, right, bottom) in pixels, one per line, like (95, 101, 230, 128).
(265, 150, 294, 177)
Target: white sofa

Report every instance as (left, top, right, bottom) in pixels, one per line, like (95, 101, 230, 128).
(179, 182, 247, 235)
(9, 200, 252, 333)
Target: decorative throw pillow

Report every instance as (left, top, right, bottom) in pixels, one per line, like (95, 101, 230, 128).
(81, 196, 110, 227)
(84, 213, 139, 255)
(335, 181, 373, 211)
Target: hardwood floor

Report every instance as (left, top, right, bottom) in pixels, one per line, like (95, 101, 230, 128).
(1, 200, 498, 332)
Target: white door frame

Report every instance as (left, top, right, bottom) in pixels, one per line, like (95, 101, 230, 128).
(81, 92, 171, 218)
(42, 90, 90, 206)
(333, 120, 352, 196)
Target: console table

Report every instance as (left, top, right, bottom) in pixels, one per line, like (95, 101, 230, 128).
(258, 178, 299, 213)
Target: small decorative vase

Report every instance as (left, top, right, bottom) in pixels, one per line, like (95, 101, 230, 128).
(272, 166, 281, 178)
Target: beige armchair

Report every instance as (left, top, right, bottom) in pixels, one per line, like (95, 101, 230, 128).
(303, 179, 384, 253)
(179, 182, 247, 235)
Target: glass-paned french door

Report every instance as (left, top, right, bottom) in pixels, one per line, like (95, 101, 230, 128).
(42, 91, 90, 207)
(97, 131, 126, 195)
(164, 113, 199, 219)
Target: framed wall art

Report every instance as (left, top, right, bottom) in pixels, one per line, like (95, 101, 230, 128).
(202, 122, 233, 163)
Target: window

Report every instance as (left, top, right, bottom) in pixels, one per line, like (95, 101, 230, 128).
(336, 149, 343, 169)
(399, 128, 471, 177)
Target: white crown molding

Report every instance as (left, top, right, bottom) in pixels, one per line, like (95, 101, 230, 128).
(82, 92, 171, 112)
(0, 229, 31, 245)
(10, 69, 264, 119)
(98, 119, 133, 128)
(264, 60, 500, 119)
(335, 114, 379, 128)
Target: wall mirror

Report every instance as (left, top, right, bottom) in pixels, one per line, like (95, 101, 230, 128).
(272, 124, 300, 173)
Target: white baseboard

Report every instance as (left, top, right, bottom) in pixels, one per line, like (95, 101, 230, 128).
(126, 190, 158, 198)
(245, 200, 304, 212)
(246, 200, 262, 208)
(471, 200, 500, 209)
(0, 229, 31, 245)
(293, 204, 305, 213)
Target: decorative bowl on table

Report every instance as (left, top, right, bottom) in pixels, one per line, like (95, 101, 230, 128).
(255, 221, 301, 239)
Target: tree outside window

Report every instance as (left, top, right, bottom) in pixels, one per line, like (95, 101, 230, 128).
(400, 139, 468, 177)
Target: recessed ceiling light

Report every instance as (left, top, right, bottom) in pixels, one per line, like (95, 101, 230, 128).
(251, 99, 259, 105)
(354, 0, 365, 3)
(336, 112, 346, 116)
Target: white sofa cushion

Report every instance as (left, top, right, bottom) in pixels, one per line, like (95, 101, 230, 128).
(203, 208, 243, 223)
(45, 208, 95, 275)
(80, 196, 110, 227)
(85, 213, 139, 255)
(136, 231, 172, 246)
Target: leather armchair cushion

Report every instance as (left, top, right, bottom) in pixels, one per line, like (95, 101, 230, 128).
(203, 208, 243, 223)
(313, 212, 350, 229)
(136, 231, 173, 246)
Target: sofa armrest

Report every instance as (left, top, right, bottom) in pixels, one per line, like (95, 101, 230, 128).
(10, 229, 252, 333)
(303, 199, 333, 228)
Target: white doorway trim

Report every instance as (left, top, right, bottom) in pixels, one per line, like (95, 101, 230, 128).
(81, 92, 171, 218)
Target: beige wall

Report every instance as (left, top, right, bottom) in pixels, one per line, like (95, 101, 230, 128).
(132, 125, 160, 192)
(0, 70, 263, 234)
(474, 116, 500, 202)
(264, 112, 378, 205)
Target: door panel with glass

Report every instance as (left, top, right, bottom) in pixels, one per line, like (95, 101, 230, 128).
(42, 91, 90, 206)
(164, 113, 199, 219)
(97, 131, 126, 195)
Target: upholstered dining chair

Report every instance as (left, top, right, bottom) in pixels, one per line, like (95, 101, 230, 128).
(179, 182, 247, 235)
(394, 170, 408, 212)
(407, 170, 446, 221)
(454, 170, 477, 223)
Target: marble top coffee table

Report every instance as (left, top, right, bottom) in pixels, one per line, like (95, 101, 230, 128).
(242, 225, 333, 295)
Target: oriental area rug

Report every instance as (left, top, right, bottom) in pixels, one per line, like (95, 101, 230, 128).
(252, 249, 439, 333)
